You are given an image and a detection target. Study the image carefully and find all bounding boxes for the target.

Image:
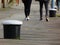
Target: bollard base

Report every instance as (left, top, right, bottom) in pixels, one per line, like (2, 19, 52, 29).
(2, 20, 23, 40)
(3, 25, 21, 39)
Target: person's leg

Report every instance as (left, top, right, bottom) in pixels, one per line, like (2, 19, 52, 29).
(58, 1, 60, 11)
(24, 0, 32, 20)
(39, 1, 43, 20)
(44, 1, 49, 21)
(23, 2, 27, 18)
(26, 0, 32, 17)
(56, 0, 58, 10)
(44, 2, 48, 17)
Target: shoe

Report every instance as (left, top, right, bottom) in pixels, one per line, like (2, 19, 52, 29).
(26, 16, 30, 21)
(46, 18, 49, 22)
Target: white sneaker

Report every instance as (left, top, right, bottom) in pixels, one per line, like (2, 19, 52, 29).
(26, 16, 30, 21)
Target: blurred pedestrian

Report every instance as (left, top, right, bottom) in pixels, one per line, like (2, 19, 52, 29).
(39, 0, 50, 22)
(22, 0, 32, 21)
(56, 0, 60, 11)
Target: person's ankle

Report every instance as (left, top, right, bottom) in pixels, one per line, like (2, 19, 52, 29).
(46, 18, 49, 22)
(26, 16, 30, 21)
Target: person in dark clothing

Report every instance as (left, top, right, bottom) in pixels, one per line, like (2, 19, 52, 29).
(56, 0, 60, 11)
(22, 0, 32, 21)
(39, 0, 50, 21)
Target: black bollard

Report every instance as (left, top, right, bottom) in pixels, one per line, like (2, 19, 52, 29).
(3, 20, 23, 39)
(49, 9, 57, 17)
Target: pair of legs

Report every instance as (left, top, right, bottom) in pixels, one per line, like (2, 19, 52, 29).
(57, 2, 60, 11)
(23, 0, 32, 20)
(56, 0, 60, 11)
(39, 0, 49, 21)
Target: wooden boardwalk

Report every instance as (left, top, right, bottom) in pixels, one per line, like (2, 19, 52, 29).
(0, 0, 60, 45)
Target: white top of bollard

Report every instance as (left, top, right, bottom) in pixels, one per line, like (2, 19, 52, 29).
(49, 8, 57, 11)
(3, 20, 23, 25)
